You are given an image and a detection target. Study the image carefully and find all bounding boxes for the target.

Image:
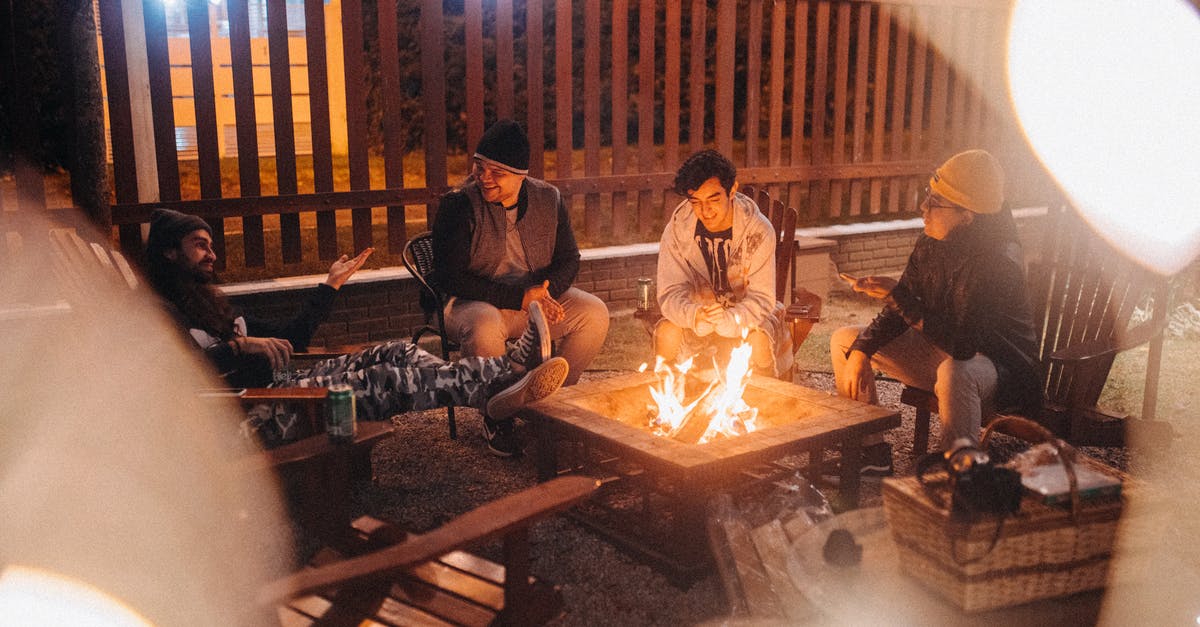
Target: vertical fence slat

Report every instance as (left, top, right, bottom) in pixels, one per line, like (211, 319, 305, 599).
(97, 0, 141, 250)
(186, 0, 226, 262)
(583, 0, 601, 238)
(228, 0, 264, 266)
(688, 0, 706, 154)
(848, 3, 870, 217)
(526, 0, 545, 179)
(662, 0, 681, 174)
(789, 1, 810, 215)
(305, 0, 337, 260)
(965, 8, 988, 152)
(829, 2, 850, 217)
(143, 0, 180, 201)
(906, 6, 929, 205)
(611, 0, 630, 234)
(767, 0, 785, 174)
(950, 6, 969, 150)
(421, 0, 448, 216)
(869, 3, 891, 215)
(267, 0, 300, 263)
(637, 0, 656, 232)
(186, 0, 222, 198)
(465, 0, 483, 150)
(928, 8, 951, 159)
(378, 0, 406, 254)
(98, 0, 135, 205)
(554, 0, 573, 210)
(745, 0, 763, 167)
(497, 0, 514, 120)
(714, 0, 735, 158)
(887, 4, 910, 214)
(810, 2, 831, 219)
(342, 0, 372, 253)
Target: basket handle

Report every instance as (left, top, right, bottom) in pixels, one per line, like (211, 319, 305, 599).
(982, 415, 1081, 520)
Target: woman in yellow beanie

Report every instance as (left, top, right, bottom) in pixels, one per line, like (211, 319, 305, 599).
(830, 150, 1041, 468)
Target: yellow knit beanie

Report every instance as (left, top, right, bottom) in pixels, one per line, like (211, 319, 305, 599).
(929, 149, 1004, 214)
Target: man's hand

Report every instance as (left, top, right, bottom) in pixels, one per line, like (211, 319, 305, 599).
(843, 274, 897, 299)
(324, 248, 374, 289)
(695, 302, 726, 327)
(839, 349, 873, 401)
(522, 280, 565, 323)
(237, 336, 294, 370)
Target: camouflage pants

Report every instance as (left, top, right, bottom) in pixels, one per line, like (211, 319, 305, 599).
(293, 340, 510, 421)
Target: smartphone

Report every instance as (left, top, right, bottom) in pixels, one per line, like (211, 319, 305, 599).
(838, 272, 859, 283)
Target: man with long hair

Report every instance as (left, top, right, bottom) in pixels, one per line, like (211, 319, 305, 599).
(144, 208, 568, 450)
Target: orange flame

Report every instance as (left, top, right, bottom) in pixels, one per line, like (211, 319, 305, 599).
(640, 335, 759, 444)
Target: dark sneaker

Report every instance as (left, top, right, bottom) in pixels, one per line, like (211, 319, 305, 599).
(486, 356, 569, 421)
(860, 442, 894, 476)
(508, 300, 552, 372)
(482, 415, 520, 458)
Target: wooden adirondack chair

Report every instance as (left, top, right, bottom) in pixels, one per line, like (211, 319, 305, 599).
(739, 185, 823, 351)
(230, 406, 596, 626)
(902, 204, 1172, 452)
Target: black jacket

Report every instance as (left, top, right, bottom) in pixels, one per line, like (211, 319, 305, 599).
(197, 284, 338, 387)
(849, 220, 1042, 412)
(431, 178, 581, 311)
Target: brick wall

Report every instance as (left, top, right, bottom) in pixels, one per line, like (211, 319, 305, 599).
(227, 213, 1045, 346)
(228, 253, 660, 348)
(825, 211, 1048, 291)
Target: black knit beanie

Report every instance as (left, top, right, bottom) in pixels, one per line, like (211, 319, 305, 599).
(473, 119, 530, 174)
(147, 208, 212, 256)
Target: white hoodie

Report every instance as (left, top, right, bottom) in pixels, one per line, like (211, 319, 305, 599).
(656, 191, 793, 374)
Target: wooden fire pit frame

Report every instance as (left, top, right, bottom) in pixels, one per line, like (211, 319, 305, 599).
(521, 371, 900, 582)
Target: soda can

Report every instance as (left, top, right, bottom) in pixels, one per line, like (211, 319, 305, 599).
(326, 383, 357, 443)
(637, 278, 653, 311)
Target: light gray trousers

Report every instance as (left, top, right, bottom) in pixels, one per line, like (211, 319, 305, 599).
(445, 287, 610, 385)
(830, 325, 997, 447)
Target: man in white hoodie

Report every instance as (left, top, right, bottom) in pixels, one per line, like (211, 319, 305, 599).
(654, 150, 793, 377)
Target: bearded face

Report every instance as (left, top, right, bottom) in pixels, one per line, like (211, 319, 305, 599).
(166, 229, 218, 283)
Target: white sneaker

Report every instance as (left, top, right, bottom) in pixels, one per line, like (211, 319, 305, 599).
(486, 356, 569, 420)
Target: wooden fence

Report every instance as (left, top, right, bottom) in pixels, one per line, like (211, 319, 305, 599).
(97, 0, 1017, 273)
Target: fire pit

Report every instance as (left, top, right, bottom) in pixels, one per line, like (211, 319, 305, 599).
(522, 371, 900, 581)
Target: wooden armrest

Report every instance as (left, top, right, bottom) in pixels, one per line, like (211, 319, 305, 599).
(234, 421, 395, 474)
(294, 342, 377, 360)
(240, 387, 329, 402)
(785, 288, 822, 322)
(1048, 319, 1163, 364)
(257, 475, 599, 605)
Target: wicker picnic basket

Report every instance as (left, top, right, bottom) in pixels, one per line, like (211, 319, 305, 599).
(881, 416, 1126, 612)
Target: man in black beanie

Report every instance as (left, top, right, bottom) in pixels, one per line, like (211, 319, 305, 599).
(432, 119, 610, 456)
(144, 208, 569, 449)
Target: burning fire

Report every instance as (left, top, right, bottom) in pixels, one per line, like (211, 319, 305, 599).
(638, 337, 759, 445)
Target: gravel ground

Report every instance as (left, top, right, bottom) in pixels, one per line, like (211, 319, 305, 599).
(338, 368, 1129, 626)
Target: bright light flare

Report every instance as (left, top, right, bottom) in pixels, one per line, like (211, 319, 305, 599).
(1006, 0, 1200, 276)
(0, 566, 151, 626)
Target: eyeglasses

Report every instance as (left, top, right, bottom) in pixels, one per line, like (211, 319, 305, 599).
(922, 185, 960, 210)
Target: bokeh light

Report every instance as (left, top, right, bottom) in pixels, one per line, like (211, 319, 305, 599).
(1007, 0, 1200, 276)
